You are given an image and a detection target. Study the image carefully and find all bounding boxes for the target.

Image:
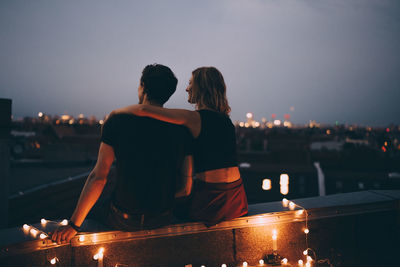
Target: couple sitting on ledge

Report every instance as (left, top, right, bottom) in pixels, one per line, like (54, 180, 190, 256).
(51, 64, 248, 244)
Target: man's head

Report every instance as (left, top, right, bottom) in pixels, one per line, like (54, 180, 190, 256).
(138, 64, 178, 106)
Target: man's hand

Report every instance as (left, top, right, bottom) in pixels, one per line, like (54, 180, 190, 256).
(51, 225, 77, 244)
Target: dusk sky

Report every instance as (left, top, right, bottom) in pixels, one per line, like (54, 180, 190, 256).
(1, 0, 399, 126)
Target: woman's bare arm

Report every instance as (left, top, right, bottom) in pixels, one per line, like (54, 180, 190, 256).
(112, 105, 201, 138)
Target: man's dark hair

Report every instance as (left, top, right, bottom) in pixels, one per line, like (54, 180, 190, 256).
(140, 64, 178, 105)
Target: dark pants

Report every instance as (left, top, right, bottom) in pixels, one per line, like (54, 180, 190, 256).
(86, 197, 173, 232)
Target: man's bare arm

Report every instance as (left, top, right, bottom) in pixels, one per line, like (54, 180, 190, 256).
(175, 155, 193, 198)
(51, 142, 115, 244)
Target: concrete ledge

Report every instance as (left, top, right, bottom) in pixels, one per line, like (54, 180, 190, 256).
(1, 190, 399, 266)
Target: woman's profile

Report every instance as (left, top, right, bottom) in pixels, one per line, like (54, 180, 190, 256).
(113, 66, 248, 226)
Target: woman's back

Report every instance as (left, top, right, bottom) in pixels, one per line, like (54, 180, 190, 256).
(193, 110, 238, 173)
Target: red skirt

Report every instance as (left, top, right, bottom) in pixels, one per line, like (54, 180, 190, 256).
(189, 178, 248, 227)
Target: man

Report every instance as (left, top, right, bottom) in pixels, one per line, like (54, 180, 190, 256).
(51, 64, 193, 244)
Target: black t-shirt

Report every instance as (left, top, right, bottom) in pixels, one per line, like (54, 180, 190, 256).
(101, 113, 192, 215)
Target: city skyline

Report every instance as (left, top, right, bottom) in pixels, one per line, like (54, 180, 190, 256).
(1, 0, 400, 126)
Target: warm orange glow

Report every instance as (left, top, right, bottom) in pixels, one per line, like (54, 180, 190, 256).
(40, 233, 47, 239)
(262, 179, 272, 190)
(298, 259, 304, 266)
(289, 201, 295, 210)
(259, 259, 264, 265)
(282, 198, 289, 207)
(30, 228, 38, 237)
(79, 236, 85, 242)
(41, 218, 47, 225)
(280, 184, 289, 195)
(274, 119, 281, 126)
(280, 174, 289, 185)
(303, 250, 308, 255)
(281, 258, 288, 265)
(23, 224, 30, 231)
(243, 262, 248, 267)
(304, 228, 310, 234)
(60, 219, 68, 226)
(296, 210, 304, 216)
(246, 112, 253, 119)
(307, 256, 313, 262)
(50, 257, 57, 265)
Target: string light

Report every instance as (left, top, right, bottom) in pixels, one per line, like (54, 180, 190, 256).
(259, 259, 264, 265)
(50, 257, 58, 265)
(281, 258, 288, 265)
(79, 236, 85, 242)
(243, 261, 248, 267)
(303, 249, 308, 255)
(305, 262, 311, 267)
(40, 233, 48, 239)
(221, 264, 227, 267)
(298, 259, 304, 266)
(289, 201, 295, 210)
(307, 256, 313, 262)
(23, 224, 30, 231)
(296, 210, 304, 216)
(304, 228, 309, 234)
(30, 228, 38, 237)
(60, 219, 68, 226)
(282, 198, 289, 207)
(41, 218, 47, 225)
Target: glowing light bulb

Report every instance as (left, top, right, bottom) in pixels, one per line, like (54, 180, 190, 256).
(60, 219, 68, 226)
(289, 201, 295, 210)
(303, 249, 308, 255)
(259, 259, 264, 265)
(282, 198, 289, 207)
(41, 218, 47, 225)
(243, 262, 248, 267)
(23, 224, 30, 231)
(307, 256, 313, 262)
(40, 233, 48, 239)
(98, 247, 105, 254)
(298, 259, 304, 266)
(201, 265, 206, 267)
(93, 254, 99, 260)
(262, 179, 272, 190)
(50, 257, 57, 265)
(221, 264, 227, 267)
(305, 262, 311, 267)
(79, 236, 85, 242)
(296, 210, 304, 216)
(30, 228, 38, 236)
(281, 258, 288, 265)
(304, 228, 309, 234)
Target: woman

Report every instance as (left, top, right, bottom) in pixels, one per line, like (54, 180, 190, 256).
(113, 66, 248, 226)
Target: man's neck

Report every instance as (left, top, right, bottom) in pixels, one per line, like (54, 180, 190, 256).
(142, 99, 163, 107)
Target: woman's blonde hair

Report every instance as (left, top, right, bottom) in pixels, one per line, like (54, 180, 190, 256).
(191, 67, 231, 115)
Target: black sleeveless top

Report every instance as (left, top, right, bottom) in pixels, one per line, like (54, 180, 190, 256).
(193, 110, 238, 172)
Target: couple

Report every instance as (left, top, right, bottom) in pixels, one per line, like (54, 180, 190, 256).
(51, 64, 248, 244)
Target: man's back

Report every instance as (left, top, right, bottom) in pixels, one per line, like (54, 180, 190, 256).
(101, 113, 192, 215)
